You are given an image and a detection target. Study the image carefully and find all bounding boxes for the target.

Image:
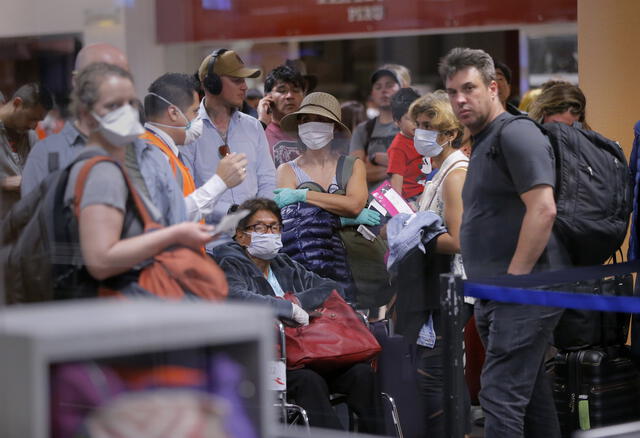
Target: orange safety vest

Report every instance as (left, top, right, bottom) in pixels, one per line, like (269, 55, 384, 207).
(141, 130, 206, 253)
(141, 130, 197, 197)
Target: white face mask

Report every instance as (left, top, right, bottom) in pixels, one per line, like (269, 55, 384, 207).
(183, 118, 204, 145)
(92, 104, 144, 147)
(246, 232, 283, 260)
(414, 128, 445, 157)
(298, 121, 334, 150)
(146, 92, 204, 145)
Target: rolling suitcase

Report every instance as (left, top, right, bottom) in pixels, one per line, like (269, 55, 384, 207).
(370, 320, 426, 438)
(553, 346, 640, 437)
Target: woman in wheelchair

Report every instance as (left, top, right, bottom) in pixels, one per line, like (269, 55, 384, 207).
(211, 198, 383, 433)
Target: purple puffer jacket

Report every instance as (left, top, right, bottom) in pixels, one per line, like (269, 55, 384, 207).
(280, 202, 355, 300)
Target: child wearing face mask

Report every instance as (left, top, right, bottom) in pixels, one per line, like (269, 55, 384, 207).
(386, 88, 425, 202)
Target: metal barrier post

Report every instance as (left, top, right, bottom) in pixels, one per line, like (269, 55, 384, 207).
(440, 273, 465, 438)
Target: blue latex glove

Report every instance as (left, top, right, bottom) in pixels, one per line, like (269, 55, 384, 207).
(273, 188, 308, 208)
(340, 209, 381, 227)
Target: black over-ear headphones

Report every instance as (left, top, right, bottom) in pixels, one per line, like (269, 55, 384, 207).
(203, 48, 228, 95)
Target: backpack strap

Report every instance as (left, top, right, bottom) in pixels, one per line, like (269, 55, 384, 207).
(419, 159, 468, 211)
(490, 114, 545, 158)
(297, 180, 326, 193)
(336, 154, 358, 191)
(73, 156, 162, 232)
(363, 117, 377, 156)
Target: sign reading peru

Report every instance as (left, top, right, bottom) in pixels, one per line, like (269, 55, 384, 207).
(316, 0, 385, 23)
(156, 0, 576, 43)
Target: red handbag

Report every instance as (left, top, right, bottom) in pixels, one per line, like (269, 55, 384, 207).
(283, 290, 381, 372)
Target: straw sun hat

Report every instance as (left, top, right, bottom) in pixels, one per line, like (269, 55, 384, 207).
(280, 92, 350, 135)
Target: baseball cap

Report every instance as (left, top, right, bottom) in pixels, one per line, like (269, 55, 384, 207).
(370, 68, 401, 86)
(198, 50, 261, 82)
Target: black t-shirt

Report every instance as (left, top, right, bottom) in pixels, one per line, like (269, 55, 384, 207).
(460, 112, 570, 278)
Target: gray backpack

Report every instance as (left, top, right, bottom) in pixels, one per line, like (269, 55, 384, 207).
(0, 149, 104, 304)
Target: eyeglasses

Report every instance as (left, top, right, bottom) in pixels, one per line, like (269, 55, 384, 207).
(218, 144, 230, 158)
(244, 223, 282, 234)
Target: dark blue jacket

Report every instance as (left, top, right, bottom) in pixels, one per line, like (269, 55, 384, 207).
(280, 202, 354, 291)
(629, 121, 640, 260)
(211, 242, 340, 319)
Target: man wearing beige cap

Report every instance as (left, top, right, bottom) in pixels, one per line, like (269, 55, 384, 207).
(183, 49, 276, 246)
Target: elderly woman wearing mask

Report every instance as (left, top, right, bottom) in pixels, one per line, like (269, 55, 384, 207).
(211, 197, 383, 433)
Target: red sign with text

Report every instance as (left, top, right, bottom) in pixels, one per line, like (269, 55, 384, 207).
(156, 0, 576, 44)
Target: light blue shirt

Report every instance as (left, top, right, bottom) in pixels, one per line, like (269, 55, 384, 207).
(266, 266, 285, 297)
(22, 121, 86, 196)
(132, 137, 187, 226)
(182, 100, 276, 226)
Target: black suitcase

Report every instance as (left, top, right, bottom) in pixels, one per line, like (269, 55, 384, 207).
(553, 274, 633, 350)
(370, 320, 426, 438)
(553, 346, 640, 437)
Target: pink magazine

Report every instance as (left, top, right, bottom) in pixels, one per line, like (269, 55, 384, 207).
(369, 181, 415, 217)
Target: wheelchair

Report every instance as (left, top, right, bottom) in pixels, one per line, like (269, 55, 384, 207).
(272, 320, 404, 436)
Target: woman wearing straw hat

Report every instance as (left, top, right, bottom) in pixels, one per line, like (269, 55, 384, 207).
(273, 92, 381, 302)
(271, 92, 384, 433)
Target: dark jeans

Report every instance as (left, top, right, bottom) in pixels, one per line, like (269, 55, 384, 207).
(475, 300, 563, 438)
(287, 363, 384, 434)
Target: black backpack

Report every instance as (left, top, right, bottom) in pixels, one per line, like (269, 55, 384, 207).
(494, 116, 633, 266)
(0, 149, 104, 304)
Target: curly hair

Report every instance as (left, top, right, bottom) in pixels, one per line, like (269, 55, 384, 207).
(264, 65, 305, 94)
(408, 90, 464, 148)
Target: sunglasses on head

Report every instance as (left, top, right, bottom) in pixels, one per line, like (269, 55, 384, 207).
(218, 144, 230, 158)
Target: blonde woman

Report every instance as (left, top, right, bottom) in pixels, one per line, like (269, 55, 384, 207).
(529, 81, 590, 128)
(409, 90, 471, 437)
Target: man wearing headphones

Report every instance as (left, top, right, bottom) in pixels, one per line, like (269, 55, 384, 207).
(183, 49, 276, 244)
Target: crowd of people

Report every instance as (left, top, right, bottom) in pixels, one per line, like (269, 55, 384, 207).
(0, 41, 599, 437)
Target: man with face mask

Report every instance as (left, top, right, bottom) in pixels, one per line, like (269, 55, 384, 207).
(143, 73, 248, 222)
(0, 83, 53, 215)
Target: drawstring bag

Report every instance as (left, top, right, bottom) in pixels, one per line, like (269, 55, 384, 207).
(73, 156, 228, 301)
